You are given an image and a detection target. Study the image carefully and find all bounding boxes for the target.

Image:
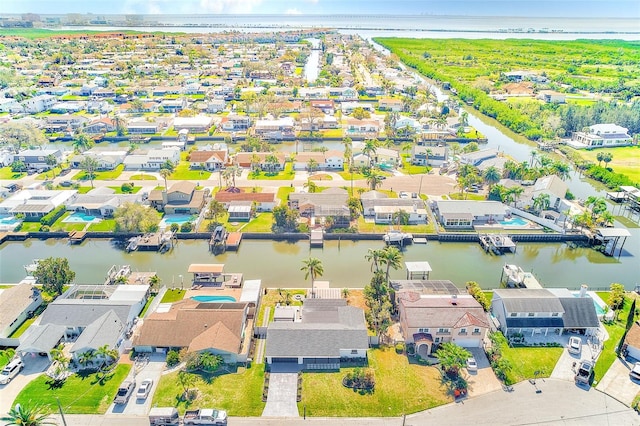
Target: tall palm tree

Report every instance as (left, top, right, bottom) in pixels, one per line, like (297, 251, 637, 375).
(342, 137, 353, 169)
(365, 248, 384, 272)
(532, 193, 551, 213)
(482, 166, 501, 191)
(301, 257, 324, 299)
(362, 138, 379, 167)
(1, 403, 55, 426)
(159, 168, 171, 191)
(80, 156, 99, 189)
(380, 246, 403, 283)
(366, 170, 383, 190)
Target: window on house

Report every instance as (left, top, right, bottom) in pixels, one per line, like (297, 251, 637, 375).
(528, 313, 535, 317)
(459, 328, 467, 334)
(438, 328, 449, 334)
(351, 349, 358, 354)
(418, 328, 429, 333)
(473, 328, 480, 334)
(510, 313, 517, 317)
(551, 312, 559, 317)
(434, 337, 440, 343)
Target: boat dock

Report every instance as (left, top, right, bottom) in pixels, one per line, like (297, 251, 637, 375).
(384, 230, 413, 246)
(310, 229, 324, 247)
(501, 264, 542, 289)
(68, 231, 87, 244)
(209, 225, 228, 252)
(128, 231, 175, 253)
(479, 234, 516, 254)
(225, 232, 242, 251)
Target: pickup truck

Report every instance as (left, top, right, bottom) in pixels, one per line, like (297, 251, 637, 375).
(113, 379, 136, 405)
(575, 360, 593, 385)
(183, 408, 227, 425)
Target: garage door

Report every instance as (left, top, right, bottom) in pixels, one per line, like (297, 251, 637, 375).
(272, 357, 298, 363)
(454, 338, 481, 348)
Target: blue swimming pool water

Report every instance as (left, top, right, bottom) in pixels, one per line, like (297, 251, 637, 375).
(64, 212, 98, 223)
(161, 215, 196, 225)
(500, 217, 529, 227)
(191, 295, 237, 303)
(0, 216, 20, 225)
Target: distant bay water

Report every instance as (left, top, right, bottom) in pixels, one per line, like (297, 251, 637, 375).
(51, 14, 640, 40)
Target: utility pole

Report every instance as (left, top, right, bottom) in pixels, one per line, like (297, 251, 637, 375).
(56, 397, 68, 426)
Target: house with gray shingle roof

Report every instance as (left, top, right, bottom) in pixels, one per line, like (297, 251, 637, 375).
(492, 288, 599, 338)
(288, 188, 350, 227)
(265, 299, 369, 369)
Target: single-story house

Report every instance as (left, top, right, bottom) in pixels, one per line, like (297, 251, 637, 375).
(214, 191, 278, 212)
(66, 187, 142, 217)
(288, 188, 350, 227)
(292, 151, 344, 171)
(189, 150, 228, 171)
(265, 299, 369, 369)
(70, 150, 127, 170)
(432, 200, 509, 228)
(0, 189, 77, 219)
(0, 285, 43, 340)
(173, 115, 213, 133)
(133, 299, 251, 363)
(149, 181, 207, 214)
(234, 152, 286, 171)
(397, 292, 489, 357)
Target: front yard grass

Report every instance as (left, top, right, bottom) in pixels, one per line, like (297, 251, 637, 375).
(152, 365, 265, 416)
(74, 164, 124, 181)
(0, 349, 15, 368)
(355, 216, 436, 234)
(299, 347, 450, 417)
(0, 167, 25, 179)
(238, 212, 273, 232)
(160, 288, 186, 303)
(247, 163, 295, 181)
(14, 364, 131, 414)
(277, 186, 294, 203)
(337, 170, 367, 180)
(170, 162, 212, 180)
(593, 291, 635, 383)
(107, 186, 142, 194)
(500, 343, 563, 384)
(130, 174, 157, 180)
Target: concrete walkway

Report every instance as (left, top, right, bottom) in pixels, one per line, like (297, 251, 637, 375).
(261, 372, 300, 417)
(596, 357, 640, 406)
(0, 356, 50, 414)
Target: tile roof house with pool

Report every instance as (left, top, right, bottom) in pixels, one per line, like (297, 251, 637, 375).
(491, 288, 599, 338)
(132, 299, 251, 363)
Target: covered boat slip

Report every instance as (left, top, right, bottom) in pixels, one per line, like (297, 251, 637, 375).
(595, 228, 631, 257)
(187, 263, 242, 287)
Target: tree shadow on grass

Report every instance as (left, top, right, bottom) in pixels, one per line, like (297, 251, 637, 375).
(45, 377, 67, 390)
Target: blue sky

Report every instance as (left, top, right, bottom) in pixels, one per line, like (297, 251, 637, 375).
(2, 1, 638, 18)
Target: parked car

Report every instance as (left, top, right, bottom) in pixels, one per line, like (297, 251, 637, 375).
(136, 378, 154, 400)
(114, 379, 136, 404)
(149, 407, 180, 425)
(575, 360, 593, 385)
(466, 357, 478, 372)
(60, 180, 73, 187)
(630, 362, 640, 381)
(0, 359, 24, 384)
(399, 191, 410, 199)
(568, 336, 582, 355)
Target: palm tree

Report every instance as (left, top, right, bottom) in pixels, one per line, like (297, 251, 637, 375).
(73, 132, 94, 153)
(506, 186, 524, 207)
(207, 200, 226, 224)
(532, 193, 551, 213)
(303, 179, 318, 193)
(362, 138, 379, 167)
(1, 403, 55, 426)
(380, 246, 403, 283)
(307, 158, 319, 174)
(222, 165, 242, 189)
(301, 257, 324, 299)
(482, 166, 501, 191)
(365, 248, 384, 272)
(342, 137, 353, 169)
(149, 274, 161, 294)
(159, 168, 171, 191)
(80, 156, 99, 188)
(366, 170, 383, 190)
(77, 350, 95, 368)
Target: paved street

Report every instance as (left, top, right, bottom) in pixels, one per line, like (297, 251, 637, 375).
(596, 357, 640, 406)
(0, 355, 49, 415)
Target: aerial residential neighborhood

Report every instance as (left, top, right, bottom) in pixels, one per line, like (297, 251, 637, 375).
(0, 6, 639, 426)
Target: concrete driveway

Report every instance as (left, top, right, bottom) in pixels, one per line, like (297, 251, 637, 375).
(0, 355, 50, 414)
(108, 353, 166, 416)
(551, 335, 595, 382)
(262, 372, 300, 417)
(465, 348, 502, 397)
(596, 357, 640, 406)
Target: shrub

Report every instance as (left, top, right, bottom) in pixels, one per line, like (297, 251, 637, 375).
(39, 205, 66, 225)
(180, 222, 193, 232)
(395, 343, 405, 354)
(166, 349, 180, 367)
(170, 223, 180, 232)
(121, 182, 135, 193)
(39, 225, 50, 232)
(343, 367, 375, 392)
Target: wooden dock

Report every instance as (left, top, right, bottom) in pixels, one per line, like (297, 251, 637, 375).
(131, 231, 174, 253)
(225, 232, 242, 251)
(310, 229, 324, 248)
(68, 231, 87, 244)
(209, 226, 228, 252)
(479, 234, 516, 254)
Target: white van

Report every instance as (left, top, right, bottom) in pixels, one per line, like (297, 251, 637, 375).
(0, 359, 24, 384)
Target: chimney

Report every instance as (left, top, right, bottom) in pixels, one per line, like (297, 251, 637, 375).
(451, 294, 458, 305)
(579, 284, 588, 298)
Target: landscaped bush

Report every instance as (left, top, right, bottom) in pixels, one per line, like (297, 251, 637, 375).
(395, 343, 405, 354)
(170, 223, 180, 232)
(342, 368, 375, 393)
(180, 222, 193, 232)
(38, 205, 66, 225)
(121, 182, 135, 193)
(166, 349, 180, 367)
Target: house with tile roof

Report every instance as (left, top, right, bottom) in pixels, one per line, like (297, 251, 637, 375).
(397, 293, 489, 358)
(133, 299, 251, 363)
(189, 150, 228, 171)
(265, 299, 369, 369)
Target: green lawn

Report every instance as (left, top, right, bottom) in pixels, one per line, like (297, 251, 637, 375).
(0, 349, 15, 368)
(74, 164, 124, 181)
(247, 163, 295, 181)
(256, 289, 307, 326)
(139, 295, 156, 317)
(500, 344, 563, 384)
(130, 174, 158, 180)
(153, 365, 265, 416)
(107, 186, 142, 194)
(355, 216, 436, 234)
(238, 213, 273, 232)
(337, 170, 367, 180)
(593, 291, 635, 383)
(8, 317, 37, 338)
(0, 167, 25, 179)
(87, 219, 116, 232)
(449, 192, 486, 201)
(160, 289, 186, 303)
(49, 212, 87, 232)
(277, 186, 295, 203)
(572, 146, 640, 183)
(17, 221, 41, 232)
(299, 348, 450, 417)
(35, 166, 64, 180)
(14, 364, 131, 414)
(170, 162, 212, 180)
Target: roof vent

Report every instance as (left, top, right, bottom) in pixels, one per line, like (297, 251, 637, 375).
(451, 294, 458, 305)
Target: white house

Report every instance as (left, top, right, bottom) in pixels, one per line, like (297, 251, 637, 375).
(0, 285, 43, 340)
(569, 123, 634, 149)
(21, 95, 56, 113)
(433, 200, 509, 228)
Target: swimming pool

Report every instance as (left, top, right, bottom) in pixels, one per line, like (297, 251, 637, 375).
(63, 212, 100, 223)
(0, 216, 20, 226)
(500, 216, 529, 227)
(160, 214, 197, 227)
(191, 295, 237, 303)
